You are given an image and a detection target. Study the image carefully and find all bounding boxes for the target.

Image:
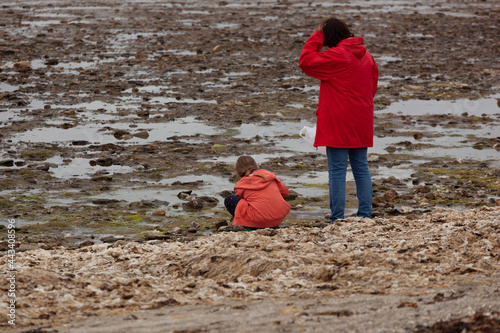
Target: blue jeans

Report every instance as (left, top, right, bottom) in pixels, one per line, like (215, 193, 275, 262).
(326, 147, 372, 221)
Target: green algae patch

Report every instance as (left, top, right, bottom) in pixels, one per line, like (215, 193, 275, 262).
(21, 149, 57, 161)
(0, 179, 17, 190)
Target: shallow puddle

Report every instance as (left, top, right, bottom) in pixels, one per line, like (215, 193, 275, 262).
(382, 96, 500, 117)
(9, 116, 224, 145)
(47, 156, 135, 179)
(88, 174, 234, 215)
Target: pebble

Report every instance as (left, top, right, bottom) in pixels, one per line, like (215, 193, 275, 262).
(14, 61, 32, 72)
(171, 227, 182, 234)
(153, 209, 166, 216)
(215, 220, 228, 230)
(133, 131, 149, 139)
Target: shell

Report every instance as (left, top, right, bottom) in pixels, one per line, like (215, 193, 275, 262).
(2, 207, 499, 328)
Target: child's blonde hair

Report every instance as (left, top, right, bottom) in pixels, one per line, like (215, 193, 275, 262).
(235, 156, 266, 181)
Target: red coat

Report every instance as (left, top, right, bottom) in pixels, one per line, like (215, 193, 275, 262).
(233, 169, 291, 228)
(299, 31, 378, 148)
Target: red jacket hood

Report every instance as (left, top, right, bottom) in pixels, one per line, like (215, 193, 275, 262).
(338, 37, 366, 58)
(234, 169, 279, 191)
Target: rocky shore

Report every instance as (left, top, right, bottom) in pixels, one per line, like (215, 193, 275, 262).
(2, 206, 499, 332)
(1, 0, 500, 331)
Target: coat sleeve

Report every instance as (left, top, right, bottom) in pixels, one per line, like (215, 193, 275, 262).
(372, 55, 379, 98)
(234, 187, 244, 198)
(275, 178, 289, 198)
(299, 31, 338, 81)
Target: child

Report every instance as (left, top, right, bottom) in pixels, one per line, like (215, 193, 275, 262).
(224, 156, 291, 230)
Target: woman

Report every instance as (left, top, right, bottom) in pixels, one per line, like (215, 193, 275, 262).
(299, 17, 379, 221)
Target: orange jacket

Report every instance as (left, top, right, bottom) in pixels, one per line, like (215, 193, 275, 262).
(233, 169, 291, 228)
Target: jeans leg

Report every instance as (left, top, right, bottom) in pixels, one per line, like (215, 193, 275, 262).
(224, 195, 241, 217)
(349, 148, 373, 218)
(326, 147, 348, 221)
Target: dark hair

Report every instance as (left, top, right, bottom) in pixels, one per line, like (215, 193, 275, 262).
(320, 17, 354, 48)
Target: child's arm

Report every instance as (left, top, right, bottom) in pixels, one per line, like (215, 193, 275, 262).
(276, 179, 289, 198)
(234, 188, 244, 198)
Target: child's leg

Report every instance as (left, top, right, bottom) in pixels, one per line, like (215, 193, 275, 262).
(224, 195, 242, 216)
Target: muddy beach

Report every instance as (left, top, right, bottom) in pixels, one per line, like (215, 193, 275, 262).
(1, 0, 499, 331)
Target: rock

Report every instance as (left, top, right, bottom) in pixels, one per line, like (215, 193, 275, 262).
(232, 225, 245, 232)
(72, 140, 90, 146)
(172, 180, 202, 187)
(92, 199, 121, 205)
(219, 189, 233, 198)
(177, 191, 193, 199)
(177, 192, 192, 200)
(114, 130, 131, 140)
(218, 226, 232, 232)
(153, 209, 166, 216)
(401, 206, 414, 214)
(92, 175, 113, 182)
(79, 240, 95, 247)
(171, 227, 182, 234)
(187, 221, 200, 233)
(413, 132, 423, 140)
(45, 58, 59, 66)
(383, 176, 401, 185)
(129, 200, 169, 209)
(60, 122, 77, 129)
(14, 61, 32, 72)
(36, 164, 50, 171)
(472, 142, 485, 150)
(144, 234, 170, 240)
(0, 159, 14, 167)
(424, 192, 436, 200)
(198, 196, 219, 207)
(137, 110, 150, 118)
(215, 220, 228, 230)
(182, 199, 205, 210)
(135, 52, 148, 60)
(64, 233, 73, 238)
(133, 131, 149, 139)
(383, 189, 399, 201)
(95, 158, 114, 167)
(367, 154, 380, 162)
(385, 145, 397, 153)
(101, 235, 125, 243)
(18, 244, 40, 251)
(255, 228, 278, 236)
(285, 190, 298, 201)
(414, 185, 431, 194)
